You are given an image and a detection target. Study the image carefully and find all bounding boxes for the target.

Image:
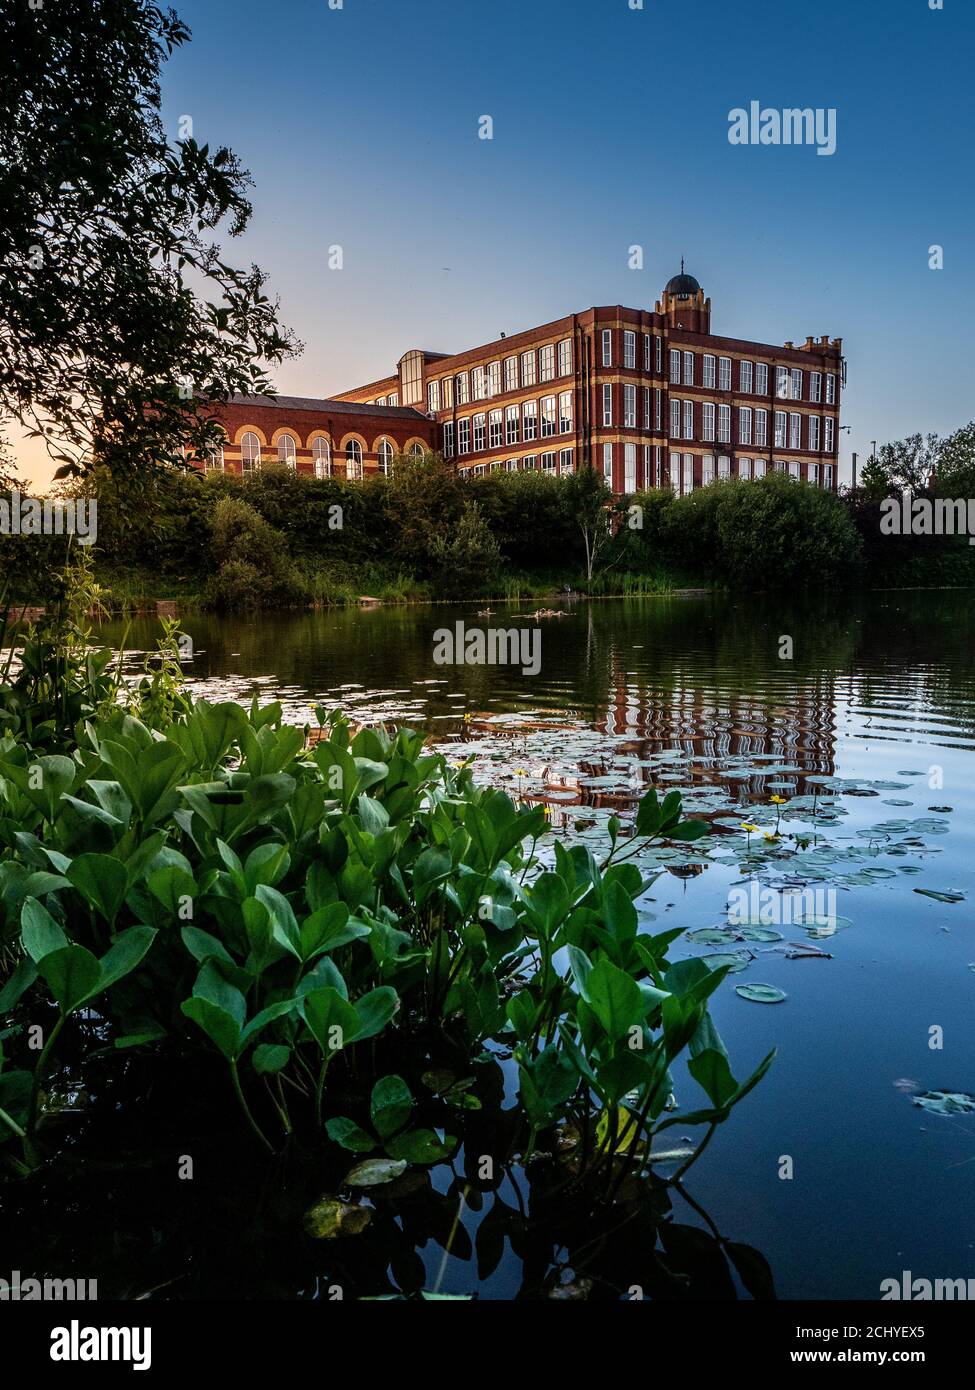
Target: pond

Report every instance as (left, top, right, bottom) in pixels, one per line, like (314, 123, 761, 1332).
(8, 590, 975, 1300)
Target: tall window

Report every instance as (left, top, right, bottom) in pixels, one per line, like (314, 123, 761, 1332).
(504, 356, 518, 392)
(740, 359, 754, 394)
(488, 360, 502, 397)
(756, 362, 769, 395)
(442, 421, 455, 458)
(602, 330, 613, 367)
(312, 437, 331, 477)
(655, 336, 663, 374)
(603, 442, 613, 484)
(559, 447, 574, 473)
(458, 418, 470, 454)
(739, 457, 752, 480)
(523, 400, 538, 440)
(670, 451, 681, 494)
(644, 334, 652, 370)
(654, 388, 662, 430)
(456, 372, 469, 405)
(539, 343, 555, 382)
(824, 463, 834, 488)
(559, 391, 573, 432)
(683, 399, 694, 440)
(377, 438, 394, 475)
(277, 433, 297, 467)
(702, 402, 715, 441)
(240, 431, 261, 475)
(739, 406, 752, 444)
(808, 415, 821, 451)
(789, 412, 801, 449)
(602, 383, 613, 427)
(624, 383, 637, 428)
(775, 366, 790, 399)
(683, 351, 694, 386)
(521, 350, 536, 386)
(624, 442, 637, 492)
(442, 376, 454, 408)
(703, 354, 716, 389)
(669, 348, 681, 384)
(703, 454, 715, 485)
(682, 454, 694, 494)
(717, 404, 731, 443)
(345, 439, 363, 480)
(558, 338, 573, 376)
(505, 404, 519, 445)
(774, 411, 787, 447)
(473, 413, 486, 451)
(791, 368, 803, 400)
(755, 408, 768, 446)
(670, 398, 681, 438)
(826, 373, 836, 404)
(489, 409, 503, 448)
(809, 462, 820, 485)
(718, 455, 731, 479)
(810, 372, 822, 403)
(825, 417, 835, 452)
(623, 330, 636, 369)
(472, 366, 486, 401)
(754, 458, 766, 478)
(541, 451, 556, 473)
(540, 396, 556, 437)
(643, 385, 651, 429)
(718, 357, 732, 391)
(427, 380, 441, 412)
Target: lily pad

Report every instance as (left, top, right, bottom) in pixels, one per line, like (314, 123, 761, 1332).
(911, 1091, 975, 1116)
(686, 927, 736, 945)
(735, 982, 787, 1004)
(738, 926, 785, 943)
(343, 1157, 409, 1187)
(303, 1197, 373, 1238)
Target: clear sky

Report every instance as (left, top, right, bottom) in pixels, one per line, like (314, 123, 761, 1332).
(13, 0, 973, 489)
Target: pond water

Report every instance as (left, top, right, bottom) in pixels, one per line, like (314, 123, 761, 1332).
(16, 591, 975, 1299)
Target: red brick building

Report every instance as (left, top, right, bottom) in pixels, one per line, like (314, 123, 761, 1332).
(202, 268, 844, 494)
(200, 394, 436, 479)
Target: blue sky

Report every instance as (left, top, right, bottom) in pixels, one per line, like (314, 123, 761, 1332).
(17, 0, 974, 486)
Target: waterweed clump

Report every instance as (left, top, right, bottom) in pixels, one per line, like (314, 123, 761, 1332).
(0, 615, 773, 1199)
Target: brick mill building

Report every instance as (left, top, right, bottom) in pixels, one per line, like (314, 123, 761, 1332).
(204, 267, 844, 494)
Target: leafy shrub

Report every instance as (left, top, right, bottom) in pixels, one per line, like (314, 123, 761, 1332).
(204, 496, 310, 609)
(0, 635, 771, 1186)
(713, 473, 862, 586)
(429, 498, 502, 597)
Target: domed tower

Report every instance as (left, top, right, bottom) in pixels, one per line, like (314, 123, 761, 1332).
(655, 261, 711, 333)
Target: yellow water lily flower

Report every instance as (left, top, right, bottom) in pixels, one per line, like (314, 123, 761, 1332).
(741, 822, 761, 833)
(762, 831, 778, 842)
(770, 794, 787, 805)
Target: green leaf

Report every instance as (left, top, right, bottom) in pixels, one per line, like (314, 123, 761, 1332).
(326, 1116, 376, 1152)
(383, 1129, 457, 1165)
(37, 944, 102, 1013)
(353, 986, 400, 1042)
(20, 896, 68, 962)
(301, 986, 360, 1056)
(371, 1074, 413, 1139)
(735, 982, 787, 1004)
(180, 997, 241, 1061)
(97, 926, 156, 991)
(66, 853, 129, 925)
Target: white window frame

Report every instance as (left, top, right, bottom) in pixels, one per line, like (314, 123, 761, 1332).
(702, 402, 715, 442)
(624, 383, 637, 429)
(523, 400, 538, 441)
(739, 405, 752, 444)
(683, 351, 694, 386)
(521, 350, 536, 387)
(603, 383, 613, 427)
(683, 399, 694, 440)
(602, 330, 613, 367)
(740, 359, 754, 394)
(717, 404, 731, 443)
(718, 356, 732, 391)
(539, 343, 555, 382)
(623, 330, 636, 369)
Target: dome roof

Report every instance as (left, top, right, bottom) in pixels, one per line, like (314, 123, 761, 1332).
(665, 269, 701, 297)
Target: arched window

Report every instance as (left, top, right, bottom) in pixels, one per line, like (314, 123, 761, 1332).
(240, 432, 261, 475)
(346, 439, 363, 480)
(277, 433, 297, 468)
(409, 441, 424, 459)
(312, 437, 331, 478)
(377, 438, 393, 476)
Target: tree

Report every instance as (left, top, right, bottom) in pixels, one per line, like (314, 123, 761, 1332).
(875, 433, 940, 494)
(858, 450, 893, 501)
(429, 499, 502, 597)
(383, 451, 463, 575)
(0, 0, 299, 481)
(559, 467, 616, 582)
(933, 422, 975, 496)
